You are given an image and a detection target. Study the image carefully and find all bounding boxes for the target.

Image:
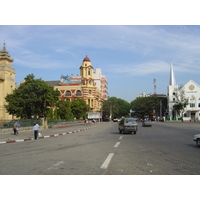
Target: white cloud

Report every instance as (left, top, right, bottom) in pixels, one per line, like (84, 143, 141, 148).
(110, 60, 169, 76)
(2, 25, 200, 77)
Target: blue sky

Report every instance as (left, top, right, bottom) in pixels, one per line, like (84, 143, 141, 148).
(1, 25, 200, 102)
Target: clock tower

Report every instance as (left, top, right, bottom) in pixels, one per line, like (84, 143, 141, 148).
(0, 43, 16, 120)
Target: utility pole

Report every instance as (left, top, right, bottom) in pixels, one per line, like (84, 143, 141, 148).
(160, 100, 162, 119)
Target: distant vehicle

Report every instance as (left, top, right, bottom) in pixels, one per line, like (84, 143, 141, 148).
(193, 134, 200, 147)
(118, 118, 138, 134)
(142, 120, 152, 127)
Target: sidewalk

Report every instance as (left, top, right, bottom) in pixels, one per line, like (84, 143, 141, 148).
(0, 123, 101, 145)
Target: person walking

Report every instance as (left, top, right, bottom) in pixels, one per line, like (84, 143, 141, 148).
(33, 123, 39, 140)
(13, 121, 19, 135)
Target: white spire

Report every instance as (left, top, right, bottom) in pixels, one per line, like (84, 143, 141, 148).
(169, 63, 177, 86)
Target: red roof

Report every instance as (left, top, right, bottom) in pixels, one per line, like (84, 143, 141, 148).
(83, 56, 90, 62)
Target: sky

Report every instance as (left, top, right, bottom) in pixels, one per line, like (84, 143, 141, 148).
(1, 25, 200, 102)
(1, 1, 200, 104)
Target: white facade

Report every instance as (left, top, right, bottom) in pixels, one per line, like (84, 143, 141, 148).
(94, 68, 101, 89)
(180, 80, 200, 121)
(167, 63, 178, 118)
(94, 68, 108, 100)
(167, 64, 200, 121)
(137, 91, 152, 97)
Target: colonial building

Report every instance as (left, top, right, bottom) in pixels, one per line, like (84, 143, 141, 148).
(0, 43, 16, 120)
(167, 63, 200, 121)
(46, 56, 107, 112)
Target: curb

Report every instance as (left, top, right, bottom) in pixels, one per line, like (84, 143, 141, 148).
(0, 126, 94, 145)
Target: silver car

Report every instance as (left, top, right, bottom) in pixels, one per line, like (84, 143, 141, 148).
(118, 118, 138, 134)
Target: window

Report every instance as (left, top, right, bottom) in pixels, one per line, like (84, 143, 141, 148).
(190, 103, 195, 108)
(76, 90, 82, 96)
(89, 90, 92, 94)
(66, 99, 70, 102)
(66, 90, 71, 96)
(88, 68, 91, 75)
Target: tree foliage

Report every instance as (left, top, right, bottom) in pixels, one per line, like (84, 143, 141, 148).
(4, 74, 60, 119)
(173, 89, 189, 117)
(102, 97, 130, 119)
(56, 100, 74, 119)
(70, 98, 90, 119)
(130, 96, 167, 119)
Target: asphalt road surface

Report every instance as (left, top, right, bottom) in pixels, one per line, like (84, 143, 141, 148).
(0, 121, 200, 175)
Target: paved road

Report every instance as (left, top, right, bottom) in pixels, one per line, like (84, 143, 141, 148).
(0, 121, 200, 175)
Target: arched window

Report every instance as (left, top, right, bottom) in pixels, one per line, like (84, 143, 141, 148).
(66, 90, 71, 96)
(76, 90, 82, 96)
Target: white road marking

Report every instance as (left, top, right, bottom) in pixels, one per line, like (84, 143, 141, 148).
(16, 139, 24, 142)
(0, 141, 6, 144)
(114, 142, 120, 147)
(119, 136, 123, 139)
(47, 161, 64, 171)
(100, 153, 114, 169)
(54, 161, 64, 167)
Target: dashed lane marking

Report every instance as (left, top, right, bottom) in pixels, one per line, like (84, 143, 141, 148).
(100, 153, 114, 169)
(46, 161, 64, 171)
(114, 142, 120, 148)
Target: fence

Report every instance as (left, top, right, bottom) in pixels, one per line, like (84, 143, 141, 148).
(47, 119, 84, 128)
(0, 119, 85, 133)
(0, 119, 42, 129)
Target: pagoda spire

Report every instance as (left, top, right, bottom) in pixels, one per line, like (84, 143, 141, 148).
(169, 63, 177, 86)
(0, 43, 14, 62)
(2, 42, 6, 51)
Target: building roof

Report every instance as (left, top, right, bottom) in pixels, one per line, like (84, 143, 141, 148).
(0, 43, 14, 62)
(83, 56, 91, 62)
(152, 94, 167, 98)
(45, 80, 60, 86)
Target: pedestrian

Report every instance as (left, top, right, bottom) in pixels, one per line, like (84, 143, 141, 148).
(33, 123, 39, 140)
(36, 123, 40, 129)
(13, 121, 19, 135)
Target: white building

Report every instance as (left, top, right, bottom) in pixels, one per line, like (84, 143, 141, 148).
(167, 63, 200, 121)
(94, 68, 108, 100)
(137, 91, 152, 97)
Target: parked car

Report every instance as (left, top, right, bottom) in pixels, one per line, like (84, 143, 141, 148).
(193, 134, 200, 147)
(142, 120, 152, 127)
(118, 118, 138, 134)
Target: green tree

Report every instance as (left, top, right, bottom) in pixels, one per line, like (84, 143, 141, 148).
(102, 97, 130, 119)
(56, 100, 74, 119)
(130, 96, 167, 119)
(70, 98, 89, 119)
(4, 74, 60, 119)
